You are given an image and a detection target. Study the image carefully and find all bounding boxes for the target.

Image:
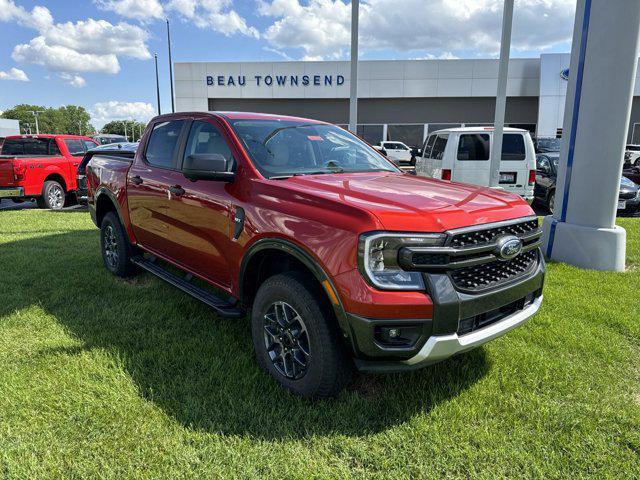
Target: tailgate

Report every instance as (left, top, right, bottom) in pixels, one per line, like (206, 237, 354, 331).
(0, 159, 15, 186)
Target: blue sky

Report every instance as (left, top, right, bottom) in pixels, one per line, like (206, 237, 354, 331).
(0, 0, 575, 127)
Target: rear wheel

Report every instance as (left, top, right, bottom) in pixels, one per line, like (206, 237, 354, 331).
(100, 211, 137, 277)
(251, 272, 353, 398)
(40, 180, 65, 210)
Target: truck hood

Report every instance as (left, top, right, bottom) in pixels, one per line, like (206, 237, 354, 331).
(281, 172, 534, 232)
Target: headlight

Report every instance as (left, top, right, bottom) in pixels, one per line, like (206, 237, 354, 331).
(358, 232, 446, 290)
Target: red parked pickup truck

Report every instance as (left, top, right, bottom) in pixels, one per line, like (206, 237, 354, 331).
(0, 134, 98, 209)
(85, 112, 545, 398)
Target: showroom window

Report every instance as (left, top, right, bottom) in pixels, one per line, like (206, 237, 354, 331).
(457, 134, 490, 161)
(387, 124, 424, 149)
(356, 124, 384, 145)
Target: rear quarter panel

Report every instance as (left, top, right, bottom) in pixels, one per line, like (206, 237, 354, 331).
(86, 155, 134, 238)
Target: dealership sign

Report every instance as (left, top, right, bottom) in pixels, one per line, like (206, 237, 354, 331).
(560, 68, 569, 80)
(206, 74, 345, 87)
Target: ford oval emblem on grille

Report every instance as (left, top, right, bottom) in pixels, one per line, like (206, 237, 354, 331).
(495, 235, 522, 261)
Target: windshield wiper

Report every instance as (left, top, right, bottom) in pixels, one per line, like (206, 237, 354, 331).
(293, 168, 344, 176)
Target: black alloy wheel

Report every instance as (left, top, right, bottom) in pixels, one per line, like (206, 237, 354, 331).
(263, 301, 311, 380)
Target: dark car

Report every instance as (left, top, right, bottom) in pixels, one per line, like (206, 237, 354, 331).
(535, 153, 640, 215)
(623, 165, 640, 184)
(534, 137, 562, 154)
(75, 142, 137, 204)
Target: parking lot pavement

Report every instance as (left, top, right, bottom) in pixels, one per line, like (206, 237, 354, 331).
(0, 199, 86, 212)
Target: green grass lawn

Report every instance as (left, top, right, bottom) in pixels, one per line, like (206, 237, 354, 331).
(0, 209, 638, 479)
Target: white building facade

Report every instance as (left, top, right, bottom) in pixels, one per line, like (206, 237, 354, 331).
(174, 53, 640, 147)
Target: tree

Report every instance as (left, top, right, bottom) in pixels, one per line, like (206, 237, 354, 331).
(59, 105, 94, 136)
(101, 120, 147, 141)
(1, 104, 95, 135)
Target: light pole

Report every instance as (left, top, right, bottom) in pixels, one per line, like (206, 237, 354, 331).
(348, 0, 359, 133)
(124, 121, 128, 142)
(167, 19, 175, 113)
(488, 0, 514, 188)
(154, 53, 161, 115)
(28, 110, 43, 134)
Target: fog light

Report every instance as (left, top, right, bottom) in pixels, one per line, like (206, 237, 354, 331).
(388, 328, 400, 338)
(375, 325, 422, 348)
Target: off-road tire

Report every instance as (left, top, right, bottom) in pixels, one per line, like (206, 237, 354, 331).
(251, 272, 353, 399)
(100, 211, 137, 277)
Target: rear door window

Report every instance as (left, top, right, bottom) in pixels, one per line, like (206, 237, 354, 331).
(457, 134, 490, 160)
(501, 134, 526, 160)
(144, 120, 185, 169)
(64, 139, 86, 156)
(430, 134, 449, 160)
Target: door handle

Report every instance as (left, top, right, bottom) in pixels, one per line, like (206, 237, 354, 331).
(130, 175, 143, 185)
(168, 185, 185, 196)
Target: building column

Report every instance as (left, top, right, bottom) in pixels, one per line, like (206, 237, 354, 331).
(542, 0, 640, 271)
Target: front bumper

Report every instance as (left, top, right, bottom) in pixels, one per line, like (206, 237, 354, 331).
(349, 252, 545, 373)
(401, 295, 542, 368)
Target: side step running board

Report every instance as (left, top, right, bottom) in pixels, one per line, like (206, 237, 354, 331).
(132, 256, 244, 318)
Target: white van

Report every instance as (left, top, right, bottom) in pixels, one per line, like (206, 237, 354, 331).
(415, 127, 536, 203)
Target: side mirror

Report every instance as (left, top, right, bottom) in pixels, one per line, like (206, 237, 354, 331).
(183, 153, 235, 182)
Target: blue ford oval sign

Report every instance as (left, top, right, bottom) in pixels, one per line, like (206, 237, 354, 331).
(560, 68, 569, 81)
(495, 235, 523, 261)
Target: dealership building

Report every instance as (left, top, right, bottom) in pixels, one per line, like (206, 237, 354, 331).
(175, 53, 640, 147)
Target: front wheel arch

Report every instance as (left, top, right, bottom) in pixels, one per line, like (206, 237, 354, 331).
(239, 239, 354, 350)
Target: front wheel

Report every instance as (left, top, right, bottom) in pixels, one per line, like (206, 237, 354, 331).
(100, 212, 137, 277)
(251, 272, 353, 398)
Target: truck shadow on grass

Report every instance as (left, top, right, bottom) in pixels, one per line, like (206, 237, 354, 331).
(0, 230, 489, 439)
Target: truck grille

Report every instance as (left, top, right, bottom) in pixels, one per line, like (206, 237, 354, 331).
(450, 219, 539, 248)
(398, 217, 542, 294)
(449, 249, 538, 292)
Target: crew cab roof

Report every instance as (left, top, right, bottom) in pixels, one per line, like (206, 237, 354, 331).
(148, 111, 326, 125)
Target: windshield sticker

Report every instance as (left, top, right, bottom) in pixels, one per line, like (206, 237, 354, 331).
(307, 135, 324, 141)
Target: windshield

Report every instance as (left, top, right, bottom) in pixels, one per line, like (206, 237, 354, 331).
(227, 119, 399, 178)
(537, 138, 561, 153)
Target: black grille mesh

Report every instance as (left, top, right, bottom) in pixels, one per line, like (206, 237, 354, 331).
(450, 219, 539, 248)
(450, 250, 538, 292)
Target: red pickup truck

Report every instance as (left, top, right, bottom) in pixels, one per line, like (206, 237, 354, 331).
(0, 134, 98, 209)
(85, 112, 545, 398)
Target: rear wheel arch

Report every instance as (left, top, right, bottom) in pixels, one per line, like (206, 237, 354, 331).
(43, 173, 66, 192)
(95, 189, 125, 230)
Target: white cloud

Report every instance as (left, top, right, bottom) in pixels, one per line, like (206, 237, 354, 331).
(91, 101, 157, 128)
(167, 0, 259, 38)
(258, 0, 575, 60)
(0, 67, 29, 81)
(13, 37, 121, 74)
(1, 1, 151, 85)
(60, 73, 87, 88)
(96, 0, 164, 21)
